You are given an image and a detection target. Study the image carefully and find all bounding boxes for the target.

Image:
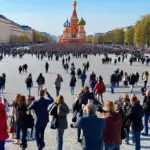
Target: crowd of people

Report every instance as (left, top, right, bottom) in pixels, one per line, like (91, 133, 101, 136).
(0, 43, 150, 150)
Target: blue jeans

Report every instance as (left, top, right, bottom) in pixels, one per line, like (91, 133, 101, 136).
(57, 129, 64, 150)
(70, 86, 75, 95)
(111, 82, 115, 93)
(0, 141, 5, 150)
(27, 87, 31, 96)
(132, 132, 141, 150)
(56, 87, 60, 96)
(144, 112, 150, 136)
(16, 123, 27, 146)
(130, 85, 134, 93)
(35, 124, 47, 150)
(103, 144, 120, 150)
(125, 129, 130, 143)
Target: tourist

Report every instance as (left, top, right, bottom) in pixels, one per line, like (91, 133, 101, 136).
(0, 75, 5, 93)
(103, 101, 122, 150)
(122, 72, 128, 88)
(142, 71, 149, 88)
(28, 89, 54, 150)
(19, 66, 23, 74)
(45, 62, 49, 73)
(25, 73, 33, 96)
(89, 71, 97, 93)
(70, 75, 77, 95)
(13, 95, 28, 149)
(54, 74, 63, 96)
(2, 73, 6, 90)
(49, 95, 69, 150)
(80, 71, 87, 88)
(110, 72, 116, 93)
(94, 76, 105, 105)
(126, 94, 144, 150)
(0, 99, 9, 150)
(74, 102, 105, 150)
(142, 90, 150, 136)
(36, 73, 45, 95)
(77, 68, 82, 79)
(129, 73, 136, 93)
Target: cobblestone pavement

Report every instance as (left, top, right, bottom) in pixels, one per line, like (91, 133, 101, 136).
(0, 54, 150, 150)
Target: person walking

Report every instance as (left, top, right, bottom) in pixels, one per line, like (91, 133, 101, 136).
(13, 96, 28, 149)
(122, 72, 128, 88)
(94, 76, 105, 105)
(25, 74, 33, 96)
(142, 71, 149, 88)
(110, 72, 116, 93)
(0, 99, 9, 150)
(45, 62, 49, 73)
(80, 71, 87, 88)
(129, 73, 136, 93)
(74, 103, 105, 150)
(49, 95, 69, 150)
(54, 74, 63, 96)
(89, 71, 97, 93)
(103, 101, 122, 150)
(142, 90, 150, 136)
(70, 75, 77, 95)
(28, 89, 54, 150)
(36, 73, 45, 95)
(126, 94, 144, 150)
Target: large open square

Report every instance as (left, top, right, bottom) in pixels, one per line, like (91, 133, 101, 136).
(0, 53, 149, 150)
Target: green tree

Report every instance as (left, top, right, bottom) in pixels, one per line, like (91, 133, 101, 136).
(124, 27, 135, 45)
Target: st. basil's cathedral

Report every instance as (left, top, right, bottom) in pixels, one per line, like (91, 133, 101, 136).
(59, 0, 86, 44)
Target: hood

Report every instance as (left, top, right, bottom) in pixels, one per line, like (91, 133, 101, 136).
(105, 112, 122, 124)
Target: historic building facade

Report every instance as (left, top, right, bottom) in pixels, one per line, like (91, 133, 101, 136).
(59, 1, 86, 44)
(0, 15, 33, 45)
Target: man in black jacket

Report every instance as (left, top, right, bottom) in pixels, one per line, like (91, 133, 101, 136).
(110, 72, 116, 93)
(127, 94, 144, 150)
(142, 90, 150, 136)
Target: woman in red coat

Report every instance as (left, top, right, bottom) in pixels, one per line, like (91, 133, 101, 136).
(94, 76, 105, 105)
(0, 101, 9, 150)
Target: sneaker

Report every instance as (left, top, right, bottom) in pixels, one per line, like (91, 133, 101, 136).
(141, 133, 148, 136)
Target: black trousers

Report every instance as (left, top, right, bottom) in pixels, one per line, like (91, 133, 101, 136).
(35, 123, 47, 150)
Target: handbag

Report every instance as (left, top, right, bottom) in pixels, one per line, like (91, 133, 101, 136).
(50, 115, 59, 129)
(9, 116, 15, 133)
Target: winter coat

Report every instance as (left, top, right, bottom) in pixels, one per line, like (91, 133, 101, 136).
(0, 103, 9, 141)
(142, 73, 149, 82)
(54, 77, 63, 88)
(143, 96, 150, 113)
(110, 74, 116, 83)
(94, 81, 105, 94)
(57, 103, 69, 129)
(25, 77, 33, 88)
(80, 73, 87, 81)
(70, 76, 77, 87)
(103, 112, 122, 144)
(16, 104, 28, 127)
(129, 75, 136, 85)
(36, 76, 45, 85)
(126, 102, 144, 132)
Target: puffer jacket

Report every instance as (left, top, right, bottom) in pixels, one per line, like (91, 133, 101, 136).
(57, 103, 69, 129)
(0, 103, 9, 141)
(54, 77, 63, 87)
(143, 96, 150, 113)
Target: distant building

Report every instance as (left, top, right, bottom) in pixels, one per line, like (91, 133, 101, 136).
(0, 14, 33, 44)
(59, 0, 86, 44)
(94, 33, 105, 36)
(122, 25, 133, 32)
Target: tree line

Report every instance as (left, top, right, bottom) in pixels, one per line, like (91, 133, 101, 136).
(86, 14, 150, 46)
(9, 30, 53, 44)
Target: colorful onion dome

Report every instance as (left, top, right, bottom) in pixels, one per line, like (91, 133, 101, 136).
(64, 19, 71, 27)
(78, 17, 86, 25)
(73, 0, 77, 6)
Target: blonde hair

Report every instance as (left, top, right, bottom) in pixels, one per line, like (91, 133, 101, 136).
(55, 95, 64, 104)
(105, 101, 115, 112)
